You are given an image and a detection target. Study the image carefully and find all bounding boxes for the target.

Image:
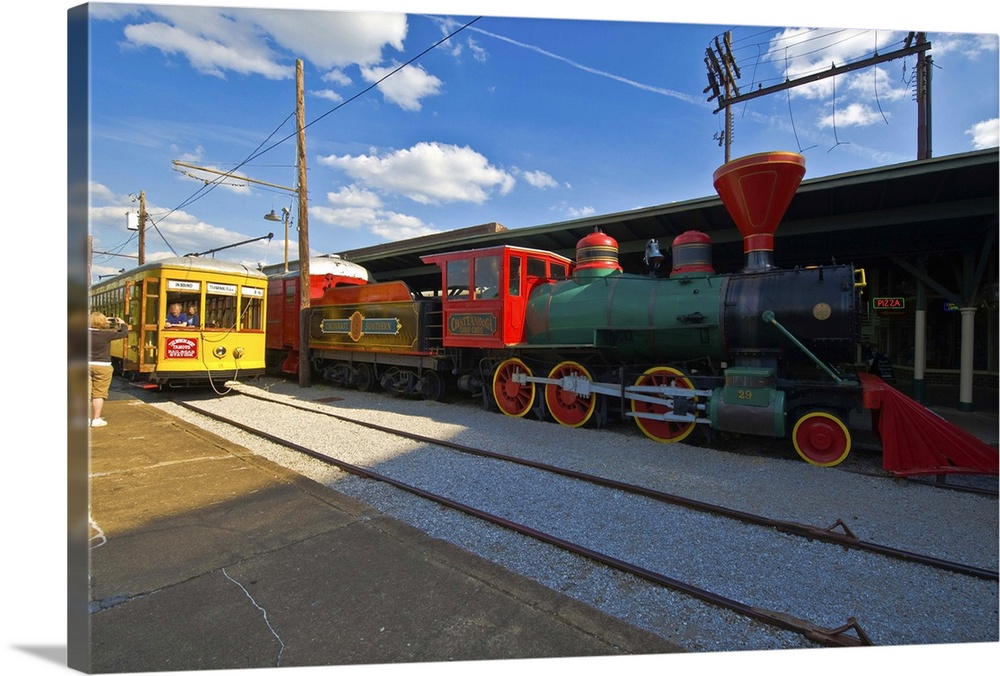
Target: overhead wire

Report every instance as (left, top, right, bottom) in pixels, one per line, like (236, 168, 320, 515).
(132, 15, 483, 258)
(706, 26, 917, 156)
(719, 27, 910, 93)
(871, 30, 890, 125)
(240, 16, 483, 169)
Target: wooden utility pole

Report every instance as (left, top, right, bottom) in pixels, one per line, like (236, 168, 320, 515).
(296, 58, 312, 388)
(916, 37, 932, 159)
(704, 32, 740, 162)
(706, 32, 932, 163)
(138, 190, 147, 265)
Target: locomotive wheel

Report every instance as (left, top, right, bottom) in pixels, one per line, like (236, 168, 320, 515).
(492, 358, 536, 418)
(631, 366, 697, 443)
(354, 363, 377, 392)
(420, 370, 445, 402)
(792, 411, 851, 467)
(545, 361, 597, 428)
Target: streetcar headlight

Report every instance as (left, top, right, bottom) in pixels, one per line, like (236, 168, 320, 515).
(213, 346, 227, 358)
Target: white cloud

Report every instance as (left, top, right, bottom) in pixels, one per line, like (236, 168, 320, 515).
(326, 186, 384, 208)
(929, 32, 999, 57)
(322, 68, 353, 87)
(88, 184, 278, 264)
(310, 89, 344, 103)
(765, 28, 908, 101)
(314, 185, 439, 242)
(238, 8, 407, 70)
(360, 63, 443, 111)
(311, 204, 439, 242)
(467, 37, 488, 63)
(89, 181, 118, 203)
(311, 205, 378, 230)
(369, 212, 440, 241)
(518, 169, 559, 190)
(123, 20, 291, 79)
(843, 66, 908, 104)
(967, 118, 1000, 149)
(818, 102, 889, 128)
(566, 205, 596, 218)
(109, 7, 409, 80)
(175, 145, 206, 163)
(318, 142, 516, 205)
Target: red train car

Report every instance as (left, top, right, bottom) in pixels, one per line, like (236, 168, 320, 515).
(265, 255, 372, 375)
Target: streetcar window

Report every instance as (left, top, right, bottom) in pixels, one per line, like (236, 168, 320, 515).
(143, 279, 158, 326)
(164, 295, 198, 326)
(242, 292, 264, 331)
(204, 293, 235, 329)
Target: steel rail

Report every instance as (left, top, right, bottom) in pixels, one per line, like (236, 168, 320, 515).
(172, 397, 872, 648)
(228, 387, 1000, 583)
(840, 467, 999, 498)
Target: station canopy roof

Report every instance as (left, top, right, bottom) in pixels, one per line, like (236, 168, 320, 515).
(326, 148, 998, 294)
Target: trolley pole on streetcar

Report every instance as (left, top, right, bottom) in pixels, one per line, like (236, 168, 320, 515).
(295, 58, 311, 388)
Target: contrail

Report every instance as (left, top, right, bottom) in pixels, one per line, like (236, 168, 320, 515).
(466, 23, 704, 105)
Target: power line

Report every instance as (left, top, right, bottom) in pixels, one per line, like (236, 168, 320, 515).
(144, 15, 483, 256)
(705, 27, 931, 161)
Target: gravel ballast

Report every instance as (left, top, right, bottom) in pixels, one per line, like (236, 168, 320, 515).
(145, 377, 998, 655)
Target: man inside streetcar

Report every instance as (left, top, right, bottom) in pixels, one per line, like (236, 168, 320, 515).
(165, 302, 189, 327)
(186, 303, 200, 327)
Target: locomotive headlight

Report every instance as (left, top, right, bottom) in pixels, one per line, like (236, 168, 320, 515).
(233, 347, 245, 359)
(213, 346, 227, 358)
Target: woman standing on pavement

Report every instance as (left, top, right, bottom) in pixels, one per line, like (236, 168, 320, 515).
(89, 311, 128, 427)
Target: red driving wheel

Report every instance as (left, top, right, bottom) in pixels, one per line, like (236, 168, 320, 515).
(492, 358, 535, 418)
(544, 361, 597, 427)
(631, 366, 697, 443)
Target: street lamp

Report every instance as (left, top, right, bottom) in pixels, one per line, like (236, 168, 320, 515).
(264, 207, 291, 272)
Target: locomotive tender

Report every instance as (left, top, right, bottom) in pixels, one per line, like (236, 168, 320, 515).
(269, 151, 875, 467)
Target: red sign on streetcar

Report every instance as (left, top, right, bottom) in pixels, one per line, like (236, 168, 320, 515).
(165, 337, 198, 359)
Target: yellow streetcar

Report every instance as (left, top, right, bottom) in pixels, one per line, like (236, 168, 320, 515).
(90, 257, 269, 389)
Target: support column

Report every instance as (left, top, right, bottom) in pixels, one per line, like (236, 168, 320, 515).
(913, 279, 927, 403)
(958, 306, 977, 411)
(911, 259, 928, 403)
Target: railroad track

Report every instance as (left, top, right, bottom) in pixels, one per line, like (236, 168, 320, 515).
(151, 381, 999, 652)
(196, 387, 999, 583)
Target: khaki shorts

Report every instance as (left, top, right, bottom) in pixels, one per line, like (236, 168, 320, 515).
(90, 364, 113, 400)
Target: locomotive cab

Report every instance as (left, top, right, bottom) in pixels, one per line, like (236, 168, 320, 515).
(421, 245, 572, 348)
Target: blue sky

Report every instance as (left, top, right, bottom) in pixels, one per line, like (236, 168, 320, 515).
(82, 1, 999, 282)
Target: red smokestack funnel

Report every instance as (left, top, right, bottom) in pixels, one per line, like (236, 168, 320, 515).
(713, 151, 805, 271)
